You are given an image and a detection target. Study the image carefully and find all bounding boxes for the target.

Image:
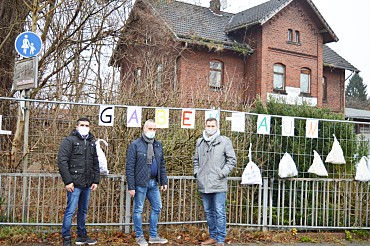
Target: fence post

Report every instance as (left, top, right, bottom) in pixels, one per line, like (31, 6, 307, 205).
(124, 183, 131, 233)
(262, 177, 268, 232)
(119, 176, 125, 231)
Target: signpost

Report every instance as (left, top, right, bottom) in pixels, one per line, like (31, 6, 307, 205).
(13, 31, 42, 175)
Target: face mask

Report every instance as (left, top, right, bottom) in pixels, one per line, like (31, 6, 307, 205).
(205, 128, 217, 136)
(145, 131, 155, 139)
(78, 127, 89, 136)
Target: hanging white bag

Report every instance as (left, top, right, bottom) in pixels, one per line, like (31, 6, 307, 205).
(325, 134, 346, 164)
(307, 150, 328, 176)
(241, 143, 262, 185)
(96, 139, 109, 175)
(355, 156, 370, 182)
(278, 152, 298, 178)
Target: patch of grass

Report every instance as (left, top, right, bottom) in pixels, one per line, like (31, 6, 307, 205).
(300, 236, 312, 242)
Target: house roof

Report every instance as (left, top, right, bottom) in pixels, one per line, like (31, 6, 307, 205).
(323, 45, 360, 72)
(146, 0, 251, 53)
(112, 0, 357, 71)
(225, 0, 338, 43)
(345, 108, 370, 120)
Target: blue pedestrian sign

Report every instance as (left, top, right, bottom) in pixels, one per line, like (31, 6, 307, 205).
(14, 31, 42, 58)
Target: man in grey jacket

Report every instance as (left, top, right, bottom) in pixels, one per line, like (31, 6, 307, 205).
(193, 117, 236, 246)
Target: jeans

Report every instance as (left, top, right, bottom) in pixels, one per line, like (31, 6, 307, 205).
(62, 186, 91, 238)
(201, 192, 227, 243)
(133, 179, 162, 238)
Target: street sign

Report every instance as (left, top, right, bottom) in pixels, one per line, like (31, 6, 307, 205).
(14, 31, 42, 58)
(12, 57, 38, 91)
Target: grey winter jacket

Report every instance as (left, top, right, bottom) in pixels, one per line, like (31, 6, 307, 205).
(193, 135, 236, 193)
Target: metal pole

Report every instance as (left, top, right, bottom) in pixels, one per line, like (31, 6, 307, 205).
(22, 89, 30, 171)
(262, 177, 268, 232)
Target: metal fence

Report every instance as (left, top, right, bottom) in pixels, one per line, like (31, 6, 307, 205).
(1, 97, 370, 231)
(1, 173, 370, 231)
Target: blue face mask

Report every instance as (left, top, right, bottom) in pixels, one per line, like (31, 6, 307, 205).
(145, 131, 155, 139)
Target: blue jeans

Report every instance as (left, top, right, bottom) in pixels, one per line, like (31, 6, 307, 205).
(133, 179, 162, 238)
(62, 187, 91, 238)
(201, 192, 227, 243)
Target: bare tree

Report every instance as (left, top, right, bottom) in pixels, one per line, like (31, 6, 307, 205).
(1, 0, 132, 170)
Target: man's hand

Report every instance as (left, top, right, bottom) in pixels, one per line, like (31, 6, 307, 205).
(129, 190, 135, 197)
(91, 183, 98, 191)
(161, 185, 167, 192)
(65, 183, 74, 192)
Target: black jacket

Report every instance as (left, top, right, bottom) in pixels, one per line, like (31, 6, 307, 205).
(58, 130, 100, 187)
(126, 137, 168, 191)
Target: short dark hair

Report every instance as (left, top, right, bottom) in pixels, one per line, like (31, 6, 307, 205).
(77, 117, 90, 125)
(205, 117, 218, 125)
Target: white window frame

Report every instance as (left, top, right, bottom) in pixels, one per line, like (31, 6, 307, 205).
(273, 63, 285, 91)
(300, 68, 311, 94)
(209, 60, 223, 89)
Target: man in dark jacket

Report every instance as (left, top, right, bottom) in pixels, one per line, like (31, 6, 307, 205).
(126, 119, 168, 246)
(58, 117, 100, 246)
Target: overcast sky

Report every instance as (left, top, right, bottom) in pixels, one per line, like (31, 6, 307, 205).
(180, 0, 370, 90)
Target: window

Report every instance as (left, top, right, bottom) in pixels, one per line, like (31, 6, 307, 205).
(156, 64, 162, 90)
(209, 60, 223, 89)
(273, 63, 285, 91)
(322, 76, 327, 102)
(135, 67, 142, 84)
(295, 31, 300, 43)
(288, 29, 293, 42)
(300, 68, 311, 94)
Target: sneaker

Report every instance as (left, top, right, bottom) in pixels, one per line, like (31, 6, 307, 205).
(201, 238, 217, 245)
(63, 236, 72, 246)
(149, 236, 168, 244)
(75, 235, 98, 245)
(216, 243, 225, 246)
(136, 236, 148, 246)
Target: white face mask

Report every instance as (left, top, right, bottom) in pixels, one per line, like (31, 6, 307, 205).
(78, 126, 89, 136)
(205, 128, 217, 136)
(145, 131, 155, 139)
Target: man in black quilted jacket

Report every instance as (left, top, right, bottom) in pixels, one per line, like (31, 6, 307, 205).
(58, 117, 100, 246)
(126, 119, 168, 246)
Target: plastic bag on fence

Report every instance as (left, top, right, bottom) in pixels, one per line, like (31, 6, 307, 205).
(96, 139, 109, 175)
(278, 152, 298, 178)
(355, 156, 370, 181)
(325, 134, 346, 164)
(241, 143, 262, 185)
(307, 150, 328, 176)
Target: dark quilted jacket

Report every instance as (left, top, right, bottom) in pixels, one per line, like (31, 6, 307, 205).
(126, 136, 168, 190)
(58, 130, 100, 187)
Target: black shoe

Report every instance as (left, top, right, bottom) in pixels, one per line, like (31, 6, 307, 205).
(63, 236, 72, 246)
(76, 235, 98, 245)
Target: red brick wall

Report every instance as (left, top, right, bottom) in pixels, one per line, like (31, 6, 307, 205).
(177, 48, 247, 106)
(322, 67, 345, 112)
(258, 2, 326, 107)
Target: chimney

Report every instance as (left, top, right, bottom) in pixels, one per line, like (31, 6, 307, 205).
(209, 0, 221, 14)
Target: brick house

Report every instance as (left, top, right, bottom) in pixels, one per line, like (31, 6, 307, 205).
(110, 0, 359, 112)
